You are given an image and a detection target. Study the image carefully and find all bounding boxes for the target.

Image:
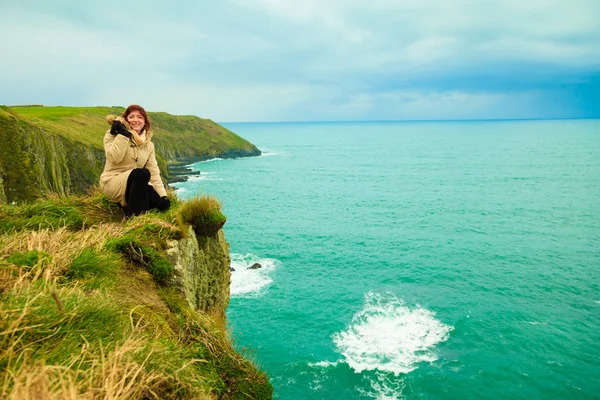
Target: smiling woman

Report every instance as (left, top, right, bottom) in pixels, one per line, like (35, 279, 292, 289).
(99, 104, 170, 217)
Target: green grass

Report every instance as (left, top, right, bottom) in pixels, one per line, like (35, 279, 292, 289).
(7, 106, 124, 147)
(8, 105, 260, 156)
(0, 190, 123, 233)
(105, 235, 174, 285)
(0, 105, 260, 204)
(178, 195, 227, 236)
(7, 250, 52, 269)
(66, 249, 121, 290)
(0, 192, 272, 399)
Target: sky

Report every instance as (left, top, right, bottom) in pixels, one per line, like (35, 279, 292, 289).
(1, 0, 599, 122)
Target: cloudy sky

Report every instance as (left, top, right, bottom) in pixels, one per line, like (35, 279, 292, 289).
(1, 0, 599, 121)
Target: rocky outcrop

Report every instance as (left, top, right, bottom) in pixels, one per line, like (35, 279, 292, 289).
(165, 226, 231, 321)
(0, 173, 6, 204)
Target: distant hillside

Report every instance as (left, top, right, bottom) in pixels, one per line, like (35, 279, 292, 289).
(0, 105, 261, 203)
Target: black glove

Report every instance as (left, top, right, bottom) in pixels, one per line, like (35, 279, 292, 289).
(159, 196, 171, 211)
(110, 120, 132, 138)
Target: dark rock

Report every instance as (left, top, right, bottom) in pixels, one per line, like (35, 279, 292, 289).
(230, 267, 235, 272)
(192, 218, 226, 237)
(166, 164, 201, 184)
(247, 263, 262, 270)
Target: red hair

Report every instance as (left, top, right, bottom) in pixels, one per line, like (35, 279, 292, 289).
(122, 104, 151, 132)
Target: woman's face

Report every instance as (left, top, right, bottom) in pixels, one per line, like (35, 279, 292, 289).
(127, 111, 145, 133)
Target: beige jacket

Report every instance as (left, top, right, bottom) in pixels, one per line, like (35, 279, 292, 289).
(99, 129, 167, 205)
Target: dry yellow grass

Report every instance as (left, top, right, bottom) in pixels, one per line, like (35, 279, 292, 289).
(4, 335, 213, 400)
(0, 194, 272, 399)
(0, 224, 126, 290)
(0, 280, 214, 400)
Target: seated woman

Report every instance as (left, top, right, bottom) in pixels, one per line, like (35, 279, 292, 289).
(100, 104, 170, 216)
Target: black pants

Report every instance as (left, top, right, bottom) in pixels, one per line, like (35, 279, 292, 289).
(125, 168, 163, 215)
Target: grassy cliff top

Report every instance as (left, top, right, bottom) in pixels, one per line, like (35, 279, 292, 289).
(4, 105, 259, 157)
(0, 105, 260, 203)
(0, 190, 272, 399)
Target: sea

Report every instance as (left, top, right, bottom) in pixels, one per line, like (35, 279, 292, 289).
(172, 120, 600, 400)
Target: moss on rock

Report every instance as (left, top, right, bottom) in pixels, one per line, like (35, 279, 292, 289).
(165, 226, 231, 321)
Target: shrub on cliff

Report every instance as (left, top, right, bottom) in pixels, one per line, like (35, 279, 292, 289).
(177, 195, 226, 236)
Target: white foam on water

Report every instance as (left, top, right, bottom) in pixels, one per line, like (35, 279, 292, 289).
(357, 372, 406, 400)
(333, 292, 453, 375)
(595, 300, 600, 305)
(200, 157, 224, 163)
(188, 175, 207, 182)
(260, 150, 285, 157)
(206, 177, 237, 181)
(186, 172, 236, 182)
(230, 253, 280, 297)
(307, 360, 341, 368)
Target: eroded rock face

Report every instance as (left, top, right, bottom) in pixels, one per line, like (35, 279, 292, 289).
(0, 174, 6, 204)
(165, 226, 231, 320)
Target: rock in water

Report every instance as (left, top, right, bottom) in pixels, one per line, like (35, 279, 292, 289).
(230, 267, 235, 272)
(248, 263, 262, 270)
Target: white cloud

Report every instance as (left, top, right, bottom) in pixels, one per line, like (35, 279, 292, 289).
(89, 82, 313, 122)
(405, 37, 460, 64)
(0, 8, 196, 84)
(0, 0, 598, 120)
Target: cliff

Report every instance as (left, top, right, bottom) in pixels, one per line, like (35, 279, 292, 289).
(0, 192, 273, 399)
(0, 105, 261, 204)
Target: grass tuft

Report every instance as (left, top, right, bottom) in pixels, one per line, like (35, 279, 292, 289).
(0, 189, 123, 234)
(66, 249, 121, 290)
(105, 236, 173, 285)
(7, 250, 52, 270)
(178, 196, 226, 237)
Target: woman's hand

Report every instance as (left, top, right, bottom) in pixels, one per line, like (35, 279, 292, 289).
(159, 196, 171, 211)
(110, 120, 132, 138)
(110, 120, 144, 146)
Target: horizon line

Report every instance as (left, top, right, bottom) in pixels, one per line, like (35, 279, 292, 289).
(219, 117, 599, 124)
(4, 105, 597, 124)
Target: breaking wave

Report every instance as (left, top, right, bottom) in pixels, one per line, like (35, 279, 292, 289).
(333, 292, 453, 375)
(230, 253, 280, 296)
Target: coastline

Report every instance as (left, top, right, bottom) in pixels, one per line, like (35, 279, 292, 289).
(166, 147, 262, 184)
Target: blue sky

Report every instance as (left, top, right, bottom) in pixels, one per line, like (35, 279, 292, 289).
(1, 0, 598, 122)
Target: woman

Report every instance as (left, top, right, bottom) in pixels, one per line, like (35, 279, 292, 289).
(100, 104, 170, 216)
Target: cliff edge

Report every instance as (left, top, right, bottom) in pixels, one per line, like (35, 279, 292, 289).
(0, 191, 272, 399)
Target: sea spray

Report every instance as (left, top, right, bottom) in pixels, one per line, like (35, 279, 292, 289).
(357, 371, 406, 400)
(230, 253, 280, 296)
(333, 292, 453, 375)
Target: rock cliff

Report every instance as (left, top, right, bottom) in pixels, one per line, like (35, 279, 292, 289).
(0, 105, 261, 203)
(0, 174, 6, 204)
(167, 227, 231, 322)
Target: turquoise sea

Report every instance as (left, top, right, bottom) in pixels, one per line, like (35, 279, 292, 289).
(172, 120, 600, 399)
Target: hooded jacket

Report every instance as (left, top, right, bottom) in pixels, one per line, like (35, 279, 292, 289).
(99, 127, 167, 205)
